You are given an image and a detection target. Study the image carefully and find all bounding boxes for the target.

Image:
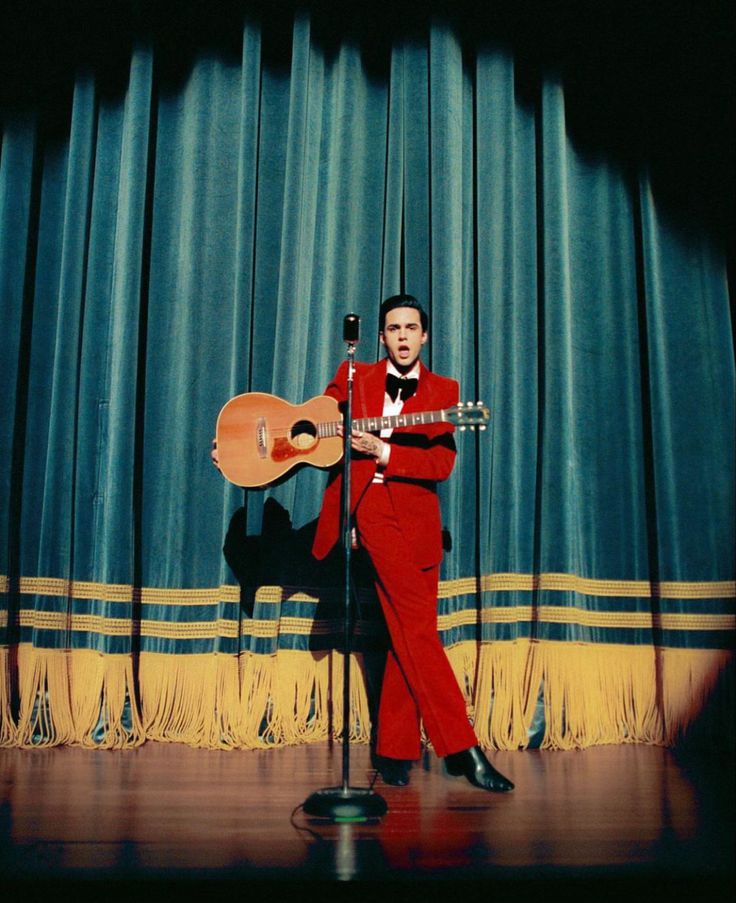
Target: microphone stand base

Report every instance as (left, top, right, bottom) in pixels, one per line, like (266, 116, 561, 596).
(303, 787, 388, 822)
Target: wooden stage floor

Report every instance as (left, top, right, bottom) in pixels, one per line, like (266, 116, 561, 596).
(1, 740, 733, 902)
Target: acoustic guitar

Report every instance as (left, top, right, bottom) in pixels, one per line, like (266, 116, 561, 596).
(215, 392, 490, 487)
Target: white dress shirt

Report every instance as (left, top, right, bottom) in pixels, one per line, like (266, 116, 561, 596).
(373, 360, 420, 483)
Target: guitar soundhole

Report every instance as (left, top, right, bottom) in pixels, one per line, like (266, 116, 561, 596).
(271, 420, 318, 463)
(291, 420, 318, 449)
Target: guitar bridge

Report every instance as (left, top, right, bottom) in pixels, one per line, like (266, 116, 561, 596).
(256, 417, 268, 459)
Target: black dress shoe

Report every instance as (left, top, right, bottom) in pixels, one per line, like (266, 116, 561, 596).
(445, 746, 514, 792)
(375, 757, 412, 786)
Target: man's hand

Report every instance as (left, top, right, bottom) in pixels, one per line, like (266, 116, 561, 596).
(351, 429, 382, 459)
(210, 438, 221, 472)
(336, 424, 386, 461)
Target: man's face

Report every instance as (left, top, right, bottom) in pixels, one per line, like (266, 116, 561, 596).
(380, 306, 427, 373)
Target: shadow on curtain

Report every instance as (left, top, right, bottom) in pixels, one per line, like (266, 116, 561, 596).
(0, 1, 734, 750)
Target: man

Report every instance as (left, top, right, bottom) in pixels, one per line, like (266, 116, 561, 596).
(312, 294, 513, 792)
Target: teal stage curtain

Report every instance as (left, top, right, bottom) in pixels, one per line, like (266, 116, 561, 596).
(1, 2, 734, 750)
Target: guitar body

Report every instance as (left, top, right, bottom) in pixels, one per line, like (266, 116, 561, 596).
(216, 392, 343, 487)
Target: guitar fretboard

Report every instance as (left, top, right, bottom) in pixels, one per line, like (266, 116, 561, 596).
(317, 409, 448, 438)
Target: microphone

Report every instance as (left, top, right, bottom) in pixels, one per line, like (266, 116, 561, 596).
(343, 313, 360, 345)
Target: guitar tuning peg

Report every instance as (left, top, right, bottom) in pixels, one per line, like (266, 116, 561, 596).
(477, 400, 483, 406)
(479, 425, 487, 431)
(459, 426, 466, 432)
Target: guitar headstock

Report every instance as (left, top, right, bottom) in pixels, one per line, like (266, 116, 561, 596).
(446, 402, 490, 431)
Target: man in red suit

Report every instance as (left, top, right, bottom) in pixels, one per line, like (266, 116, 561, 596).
(312, 294, 513, 792)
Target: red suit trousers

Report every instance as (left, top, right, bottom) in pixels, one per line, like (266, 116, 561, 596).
(355, 483, 478, 760)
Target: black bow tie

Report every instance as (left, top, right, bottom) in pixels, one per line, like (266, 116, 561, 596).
(386, 373, 418, 402)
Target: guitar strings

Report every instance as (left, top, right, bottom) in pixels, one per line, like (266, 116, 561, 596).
(263, 409, 456, 438)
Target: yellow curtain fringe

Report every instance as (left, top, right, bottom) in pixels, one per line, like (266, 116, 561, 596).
(0, 642, 732, 751)
(138, 651, 242, 748)
(0, 646, 16, 746)
(137, 648, 372, 750)
(6, 647, 144, 749)
(444, 641, 734, 750)
(69, 649, 145, 749)
(447, 640, 544, 750)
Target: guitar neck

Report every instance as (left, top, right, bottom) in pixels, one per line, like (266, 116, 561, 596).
(317, 409, 448, 438)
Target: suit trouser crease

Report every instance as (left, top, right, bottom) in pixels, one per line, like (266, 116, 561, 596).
(355, 483, 477, 759)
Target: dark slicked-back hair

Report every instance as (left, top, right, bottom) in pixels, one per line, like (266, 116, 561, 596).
(379, 294, 428, 332)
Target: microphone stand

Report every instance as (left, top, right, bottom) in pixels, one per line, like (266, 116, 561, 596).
(302, 318, 387, 822)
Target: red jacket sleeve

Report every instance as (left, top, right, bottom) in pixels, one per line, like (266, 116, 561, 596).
(323, 360, 349, 403)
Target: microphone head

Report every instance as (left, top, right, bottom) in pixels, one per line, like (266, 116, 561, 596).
(343, 313, 360, 344)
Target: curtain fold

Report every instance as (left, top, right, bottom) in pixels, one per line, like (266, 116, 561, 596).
(1, 7, 733, 751)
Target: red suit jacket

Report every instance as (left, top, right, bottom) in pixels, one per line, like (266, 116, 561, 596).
(311, 358, 459, 569)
